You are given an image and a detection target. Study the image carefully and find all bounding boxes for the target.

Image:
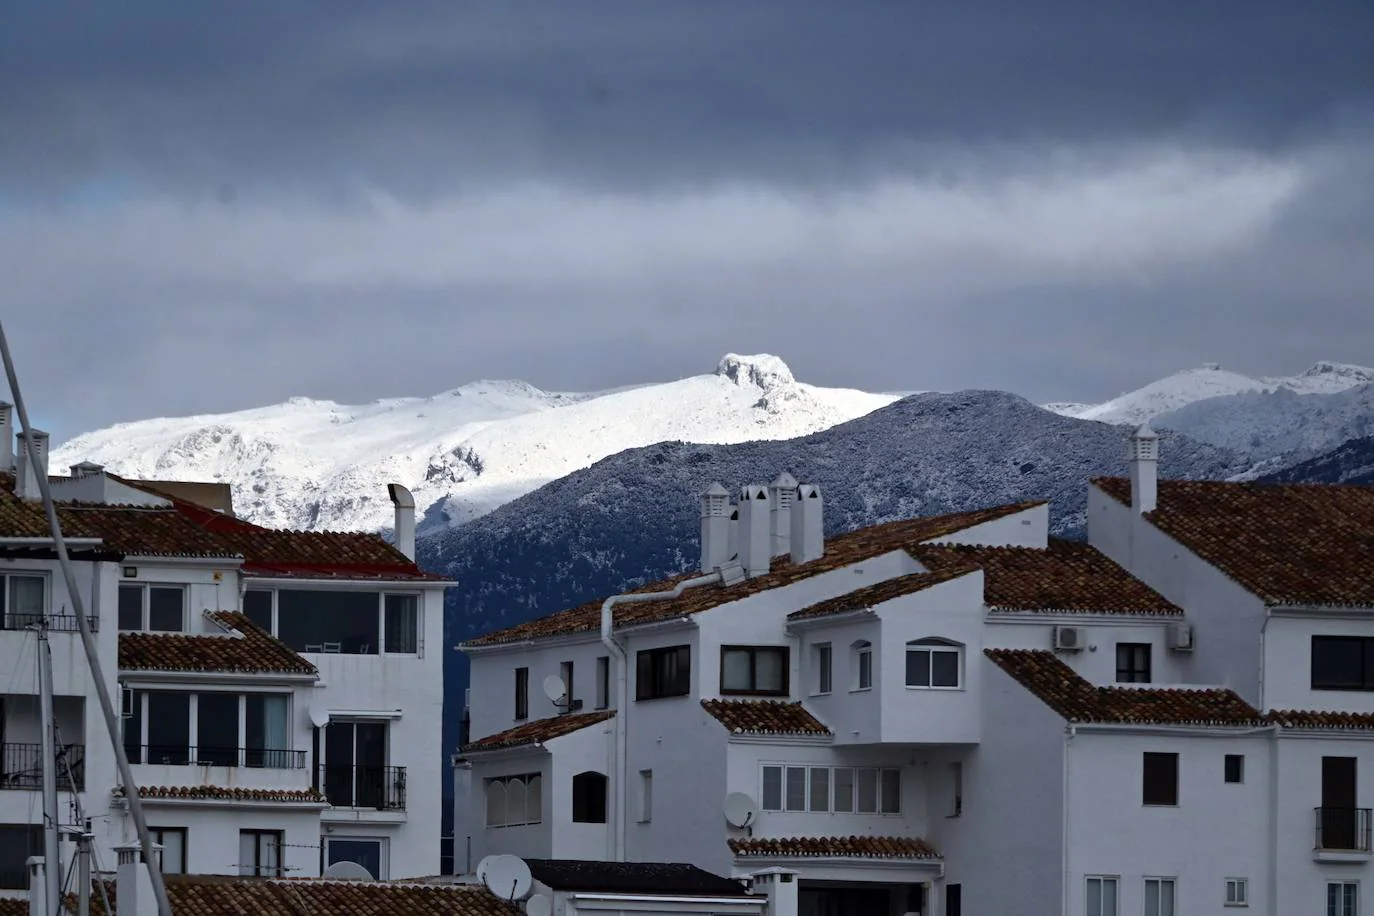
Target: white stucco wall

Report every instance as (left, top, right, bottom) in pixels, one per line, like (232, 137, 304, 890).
(794, 617, 881, 744)
(925, 503, 1048, 548)
(467, 635, 612, 744)
(984, 616, 1191, 686)
(112, 801, 324, 876)
(1264, 615, 1374, 715)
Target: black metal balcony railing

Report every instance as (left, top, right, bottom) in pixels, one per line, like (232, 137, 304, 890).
(1, 742, 85, 791)
(319, 764, 407, 811)
(1315, 807, 1373, 852)
(126, 744, 306, 769)
(2, 612, 99, 633)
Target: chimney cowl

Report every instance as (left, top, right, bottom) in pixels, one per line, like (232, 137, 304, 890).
(1128, 425, 1159, 514)
(15, 429, 49, 502)
(789, 484, 824, 565)
(387, 483, 417, 562)
(768, 473, 798, 558)
(699, 483, 732, 572)
(738, 485, 772, 578)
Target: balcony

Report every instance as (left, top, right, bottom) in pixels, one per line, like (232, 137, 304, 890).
(319, 764, 406, 811)
(128, 745, 306, 769)
(2, 612, 99, 633)
(1315, 807, 1373, 861)
(1, 742, 85, 791)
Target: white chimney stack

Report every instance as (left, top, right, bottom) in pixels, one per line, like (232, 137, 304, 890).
(769, 472, 798, 558)
(790, 484, 824, 565)
(1128, 424, 1159, 514)
(738, 485, 772, 578)
(26, 856, 46, 916)
(699, 482, 732, 572)
(387, 483, 416, 561)
(749, 867, 799, 916)
(0, 401, 13, 472)
(15, 429, 49, 501)
(115, 842, 162, 916)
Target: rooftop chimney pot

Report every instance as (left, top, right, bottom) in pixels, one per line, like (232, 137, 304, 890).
(790, 484, 824, 565)
(738, 485, 772, 578)
(769, 472, 798, 557)
(0, 402, 13, 472)
(15, 429, 49, 502)
(1129, 424, 1159, 514)
(699, 482, 732, 572)
(387, 483, 417, 561)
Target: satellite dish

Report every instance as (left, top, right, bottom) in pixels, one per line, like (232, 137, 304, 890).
(308, 702, 330, 728)
(525, 894, 552, 916)
(723, 792, 759, 828)
(475, 855, 498, 883)
(542, 675, 566, 704)
(322, 860, 374, 881)
(482, 854, 533, 901)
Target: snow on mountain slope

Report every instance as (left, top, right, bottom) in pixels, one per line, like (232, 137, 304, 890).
(1045, 361, 1374, 426)
(52, 354, 898, 533)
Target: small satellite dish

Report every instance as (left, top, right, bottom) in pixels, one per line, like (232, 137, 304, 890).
(542, 675, 566, 704)
(525, 894, 552, 916)
(322, 860, 374, 881)
(482, 854, 533, 901)
(308, 703, 330, 728)
(723, 792, 759, 828)
(475, 855, 498, 883)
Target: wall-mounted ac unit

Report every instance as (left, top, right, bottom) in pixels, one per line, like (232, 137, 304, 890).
(1052, 626, 1085, 651)
(1169, 623, 1195, 652)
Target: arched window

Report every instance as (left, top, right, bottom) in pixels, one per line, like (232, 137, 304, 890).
(572, 770, 608, 824)
(905, 637, 963, 689)
(485, 779, 507, 827)
(485, 774, 542, 827)
(851, 640, 873, 691)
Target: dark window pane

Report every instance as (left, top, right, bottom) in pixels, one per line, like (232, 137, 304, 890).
(196, 693, 239, 766)
(906, 650, 931, 687)
(118, 585, 142, 631)
(1142, 752, 1178, 806)
(384, 595, 418, 653)
(277, 590, 380, 654)
(1313, 637, 1367, 689)
(721, 649, 752, 691)
(1224, 754, 1244, 784)
(572, 771, 608, 823)
(148, 587, 184, 632)
(931, 651, 960, 687)
(146, 693, 191, 764)
(1116, 643, 1152, 683)
(515, 667, 529, 720)
(123, 689, 144, 764)
(243, 590, 273, 632)
(637, 645, 692, 699)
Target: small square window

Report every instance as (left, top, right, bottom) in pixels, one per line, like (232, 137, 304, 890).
(1142, 752, 1179, 806)
(1224, 754, 1244, 784)
(1225, 878, 1248, 907)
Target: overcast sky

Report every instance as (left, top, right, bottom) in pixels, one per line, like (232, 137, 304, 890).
(3, 1, 1372, 442)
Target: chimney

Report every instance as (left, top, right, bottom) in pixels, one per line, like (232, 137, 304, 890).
(738, 485, 772, 578)
(26, 856, 46, 916)
(387, 483, 416, 561)
(15, 429, 49, 501)
(769, 472, 798, 557)
(71, 460, 105, 478)
(749, 867, 799, 916)
(115, 842, 162, 916)
(790, 484, 824, 565)
(699, 482, 731, 572)
(1128, 424, 1159, 514)
(0, 401, 13, 472)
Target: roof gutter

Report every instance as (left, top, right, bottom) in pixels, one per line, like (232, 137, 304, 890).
(0, 537, 104, 547)
(601, 571, 723, 862)
(565, 891, 763, 910)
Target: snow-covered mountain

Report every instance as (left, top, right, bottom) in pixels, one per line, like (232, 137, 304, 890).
(1045, 361, 1374, 427)
(52, 354, 898, 532)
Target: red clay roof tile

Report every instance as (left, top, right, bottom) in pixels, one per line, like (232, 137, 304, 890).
(701, 699, 832, 735)
(118, 611, 317, 676)
(115, 785, 327, 804)
(1267, 709, 1374, 730)
(729, 836, 940, 859)
(462, 710, 615, 753)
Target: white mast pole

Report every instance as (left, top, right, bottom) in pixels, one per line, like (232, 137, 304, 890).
(0, 322, 174, 916)
(37, 624, 60, 915)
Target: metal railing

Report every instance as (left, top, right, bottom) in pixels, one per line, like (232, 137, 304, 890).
(126, 744, 306, 769)
(1315, 807, 1373, 852)
(319, 764, 407, 810)
(1, 742, 85, 791)
(2, 612, 99, 633)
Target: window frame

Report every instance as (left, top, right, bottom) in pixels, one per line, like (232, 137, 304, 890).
(118, 583, 187, 633)
(1225, 878, 1249, 907)
(382, 593, 420, 655)
(1224, 754, 1245, 784)
(595, 656, 610, 709)
(1144, 877, 1176, 916)
(905, 638, 963, 690)
(484, 773, 542, 827)
(238, 829, 284, 878)
(571, 770, 609, 824)
(1115, 642, 1153, 683)
(851, 640, 873, 692)
(1327, 881, 1358, 916)
(638, 769, 653, 823)
(121, 688, 296, 768)
(812, 643, 833, 696)
(720, 645, 790, 697)
(323, 835, 388, 881)
(1142, 752, 1179, 807)
(1312, 636, 1374, 691)
(239, 587, 423, 656)
(514, 667, 529, 721)
(760, 763, 901, 815)
(1, 572, 49, 629)
(148, 827, 187, 874)
(1085, 875, 1119, 916)
(635, 645, 692, 701)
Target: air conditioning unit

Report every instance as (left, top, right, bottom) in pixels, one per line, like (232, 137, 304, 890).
(1052, 626, 1085, 651)
(1169, 623, 1195, 652)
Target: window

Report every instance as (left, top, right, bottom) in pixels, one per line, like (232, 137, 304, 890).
(595, 656, 610, 709)
(1145, 878, 1176, 916)
(945, 883, 961, 916)
(1225, 878, 1248, 907)
(383, 594, 419, 654)
(948, 762, 963, 817)
(1, 573, 46, 629)
(852, 640, 873, 691)
(324, 836, 387, 881)
(120, 690, 294, 768)
(243, 589, 273, 633)
(762, 764, 900, 814)
(1115, 643, 1152, 683)
(1085, 876, 1118, 916)
(638, 770, 653, 822)
(146, 692, 191, 764)
(485, 773, 541, 827)
(0, 825, 43, 890)
(1313, 636, 1374, 690)
(515, 667, 529, 720)
(196, 692, 239, 766)
(148, 827, 187, 874)
(1328, 882, 1358, 916)
(238, 830, 283, 877)
(572, 770, 608, 823)
(322, 720, 396, 809)
(906, 638, 962, 689)
(1142, 752, 1179, 806)
(118, 584, 185, 632)
(560, 660, 576, 707)
(1224, 754, 1245, 784)
(636, 645, 691, 700)
(813, 643, 832, 695)
(245, 694, 292, 768)
(720, 646, 788, 695)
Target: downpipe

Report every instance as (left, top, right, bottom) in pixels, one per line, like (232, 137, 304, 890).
(600, 572, 723, 861)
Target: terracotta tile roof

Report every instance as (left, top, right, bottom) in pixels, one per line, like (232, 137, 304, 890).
(701, 699, 832, 736)
(1095, 477, 1374, 607)
(119, 611, 317, 676)
(788, 567, 977, 620)
(465, 502, 1044, 646)
(462, 710, 615, 753)
(114, 785, 327, 804)
(0, 900, 26, 916)
(986, 648, 1263, 725)
(523, 859, 754, 896)
(729, 836, 940, 859)
(1267, 710, 1374, 730)
(86, 874, 523, 916)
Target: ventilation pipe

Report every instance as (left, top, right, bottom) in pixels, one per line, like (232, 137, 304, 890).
(1128, 424, 1159, 514)
(0, 401, 12, 472)
(15, 429, 48, 501)
(789, 484, 824, 565)
(769, 473, 797, 558)
(387, 483, 416, 561)
(738, 485, 772, 577)
(699, 482, 732, 572)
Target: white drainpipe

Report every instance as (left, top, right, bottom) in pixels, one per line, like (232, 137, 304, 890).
(600, 572, 723, 861)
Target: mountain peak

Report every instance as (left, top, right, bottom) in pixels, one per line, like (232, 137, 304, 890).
(1298, 361, 1373, 382)
(715, 353, 795, 389)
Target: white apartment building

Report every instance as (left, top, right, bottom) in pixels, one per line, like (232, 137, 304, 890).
(0, 405, 448, 889)
(454, 437, 1374, 916)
